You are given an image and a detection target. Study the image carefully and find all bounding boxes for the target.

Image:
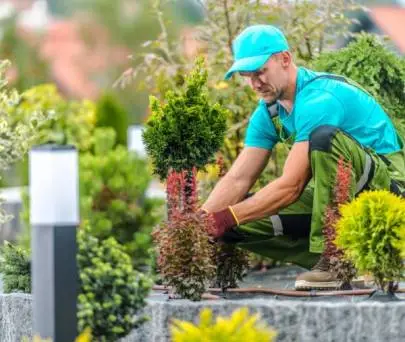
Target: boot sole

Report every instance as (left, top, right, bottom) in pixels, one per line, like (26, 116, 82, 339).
(295, 280, 342, 291)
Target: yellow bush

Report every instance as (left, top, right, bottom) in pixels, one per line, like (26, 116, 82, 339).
(335, 190, 405, 291)
(171, 307, 277, 342)
(28, 328, 91, 342)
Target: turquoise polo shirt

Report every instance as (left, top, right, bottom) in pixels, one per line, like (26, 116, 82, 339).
(245, 67, 401, 154)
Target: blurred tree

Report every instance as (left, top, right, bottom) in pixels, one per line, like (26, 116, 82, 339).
(73, 0, 182, 50)
(69, 0, 189, 124)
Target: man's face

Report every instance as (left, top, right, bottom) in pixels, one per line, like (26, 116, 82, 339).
(239, 53, 289, 104)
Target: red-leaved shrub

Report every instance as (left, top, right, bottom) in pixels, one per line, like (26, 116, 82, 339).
(322, 157, 356, 286)
(153, 168, 216, 300)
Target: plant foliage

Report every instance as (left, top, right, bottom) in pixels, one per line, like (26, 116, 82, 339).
(0, 61, 51, 222)
(0, 241, 31, 293)
(171, 307, 277, 342)
(335, 190, 405, 292)
(95, 93, 129, 146)
(153, 168, 216, 301)
(143, 57, 227, 180)
(80, 127, 163, 269)
(322, 157, 357, 286)
(77, 223, 152, 341)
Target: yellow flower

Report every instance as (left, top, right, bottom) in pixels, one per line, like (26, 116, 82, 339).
(75, 328, 92, 342)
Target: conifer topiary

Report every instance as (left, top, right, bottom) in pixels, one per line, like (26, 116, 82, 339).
(143, 56, 228, 180)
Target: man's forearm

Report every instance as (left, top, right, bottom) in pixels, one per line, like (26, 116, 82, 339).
(232, 177, 301, 224)
(202, 175, 252, 213)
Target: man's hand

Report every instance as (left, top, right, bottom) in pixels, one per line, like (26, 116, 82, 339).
(199, 207, 239, 239)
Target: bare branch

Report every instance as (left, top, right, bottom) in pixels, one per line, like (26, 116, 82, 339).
(222, 0, 234, 55)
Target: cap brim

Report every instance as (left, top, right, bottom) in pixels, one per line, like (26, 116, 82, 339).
(224, 54, 271, 80)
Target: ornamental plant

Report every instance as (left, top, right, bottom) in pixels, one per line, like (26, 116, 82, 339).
(171, 307, 277, 342)
(0, 60, 50, 221)
(209, 155, 250, 291)
(0, 241, 31, 293)
(335, 190, 405, 293)
(77, 223, 151, 341)
(153, 168, 216, 301)
(10, 84, 97, 153)
(2, 225, 152, 341)
(322, 157, 356, 287)
(80, 127, 163, 270)
(95, 93, 129, 146)
(28, 328, 91, 342)
(143, 56, 227, 180)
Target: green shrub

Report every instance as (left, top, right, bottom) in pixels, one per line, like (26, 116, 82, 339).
(77, 224, 152, 341)
(2, 226, 152, 341)
(335, 190, 405, 292)
(10, 84, 97, 153)
(312, 33, 405, 138)
(80, 127, 163, 269)
(95, 93, 129, 146)
(0, 241, 31, 293)
(9, 84, 96, 189)
(143, 57, 228, 180)
(171, 307, 277, 342)
(0, 60, 51, 205)
(20, 123, 163, 269)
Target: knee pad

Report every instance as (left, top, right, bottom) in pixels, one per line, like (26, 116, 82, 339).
(309, 125, 339, 153)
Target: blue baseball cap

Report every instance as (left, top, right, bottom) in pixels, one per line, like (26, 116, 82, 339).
(224, 25, 289, 80)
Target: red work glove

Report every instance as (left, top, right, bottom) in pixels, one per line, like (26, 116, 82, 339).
(200, 207, 239, 239)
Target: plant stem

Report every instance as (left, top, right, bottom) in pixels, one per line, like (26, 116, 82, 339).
(222, 0, 234, 55)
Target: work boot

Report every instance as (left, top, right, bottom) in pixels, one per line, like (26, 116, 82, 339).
(295, 256, 342, 290)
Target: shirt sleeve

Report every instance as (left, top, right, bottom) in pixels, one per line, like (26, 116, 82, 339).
(244, 100, 279, 150)
(294, 89, 345, 143)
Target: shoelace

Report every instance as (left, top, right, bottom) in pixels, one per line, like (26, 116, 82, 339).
(312, 256, 330, 272)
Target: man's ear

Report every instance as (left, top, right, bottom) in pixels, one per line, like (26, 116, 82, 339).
(280, 51, 292, 68)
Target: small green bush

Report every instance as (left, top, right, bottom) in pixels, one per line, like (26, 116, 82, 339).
(143, 57, 228, 180)
(335, 190, 405, 292)
(2, 226, 152, 341)
(171, 307, 277, 342)
(77, 223, 152, 341)
(80, 127, 163, 269)
(10, 84, 97, 153)
(95, 93, 129, 146)
(0, 241, 31, 293)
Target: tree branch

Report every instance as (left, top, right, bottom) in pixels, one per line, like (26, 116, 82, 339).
(222, 0, 234, 55)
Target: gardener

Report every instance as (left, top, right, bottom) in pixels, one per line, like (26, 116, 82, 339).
(201, 25, 405, 290)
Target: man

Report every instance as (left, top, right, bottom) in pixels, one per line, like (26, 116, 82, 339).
(201, 25, 405, 290)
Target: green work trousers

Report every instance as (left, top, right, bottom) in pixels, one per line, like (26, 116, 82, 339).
(222, 125, 405, 269)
